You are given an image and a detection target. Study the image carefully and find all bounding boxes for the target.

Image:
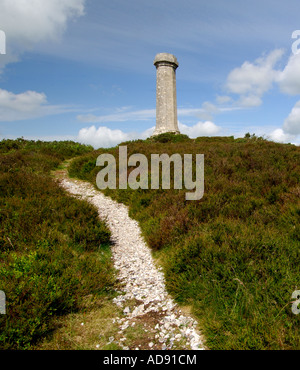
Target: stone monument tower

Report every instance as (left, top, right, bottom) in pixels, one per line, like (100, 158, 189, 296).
(153, 53, 180, 136)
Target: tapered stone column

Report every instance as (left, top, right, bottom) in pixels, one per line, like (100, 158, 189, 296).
(153, 53, 180, 136)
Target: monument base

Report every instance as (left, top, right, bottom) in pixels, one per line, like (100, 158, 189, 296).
(151, 128, 180, 137)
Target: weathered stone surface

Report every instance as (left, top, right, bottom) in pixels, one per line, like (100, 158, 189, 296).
(153, 53, 180, 136)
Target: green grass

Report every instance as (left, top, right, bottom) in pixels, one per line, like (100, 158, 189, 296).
(0, 139, 115, 349)
(69, 133, 300, 350)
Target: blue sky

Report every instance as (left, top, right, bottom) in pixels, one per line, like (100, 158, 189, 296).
(0, 0, 300, 148)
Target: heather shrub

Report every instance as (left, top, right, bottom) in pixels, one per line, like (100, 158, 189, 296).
(69, 135, 300, 349)
(0, 139, 114, 349)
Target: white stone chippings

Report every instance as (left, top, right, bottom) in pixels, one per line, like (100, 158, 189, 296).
(59, 178, 205, 350)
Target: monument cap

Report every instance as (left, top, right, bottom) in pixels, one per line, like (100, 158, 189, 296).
(154, 53, 179, 68)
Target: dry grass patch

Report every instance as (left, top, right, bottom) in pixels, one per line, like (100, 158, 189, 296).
(34, 299, 123, 350)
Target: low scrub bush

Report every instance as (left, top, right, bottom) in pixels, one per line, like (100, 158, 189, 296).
(0, 139, 114, 349)
(69, 135, 300, 349)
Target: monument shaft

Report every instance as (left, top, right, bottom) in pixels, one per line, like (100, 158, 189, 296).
(153, 53, 180, 136)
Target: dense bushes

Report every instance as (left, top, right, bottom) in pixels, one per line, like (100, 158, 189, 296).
(0, 138, 93, 159)
(0, 139, 114, 349)
(69, 133, 300, 349)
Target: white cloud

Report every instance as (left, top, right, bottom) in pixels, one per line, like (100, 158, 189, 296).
(224, 49, 300, 117)
(226, 49, 283, 95)
(283, 101, 300, 135)
(226, 49, 284, 106)
(179, 121, 221, 137)
(269, 128, 295, 144)
(277, 53, 300, 95)
(225, 49, 300, 110)
(77, 120, 222, 149)
(236, 95, 262, 108)
(268, 100, 300, 144)
(78, 126, 132, 148)
(0, 88, 46, 121)
(0, 88, 46, 110)
(77, 125, 154, 149)
(0, 88, 77, 121)
(0, 0, 86, 69)
(216, 95, 232, 104)
(0, 0, 85, 42)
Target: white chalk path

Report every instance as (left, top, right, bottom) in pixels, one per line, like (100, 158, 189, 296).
(59, 176, 205, 350)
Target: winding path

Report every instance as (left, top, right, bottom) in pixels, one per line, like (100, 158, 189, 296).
(58, 173, 205, 350)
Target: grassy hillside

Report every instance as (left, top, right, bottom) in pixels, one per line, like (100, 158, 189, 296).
(0, 139, 115, 349)
(69, 133, 300, 350)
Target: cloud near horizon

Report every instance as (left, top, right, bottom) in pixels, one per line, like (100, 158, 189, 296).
(77, 120, 221, 148)
(280, 100, 300, 139)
